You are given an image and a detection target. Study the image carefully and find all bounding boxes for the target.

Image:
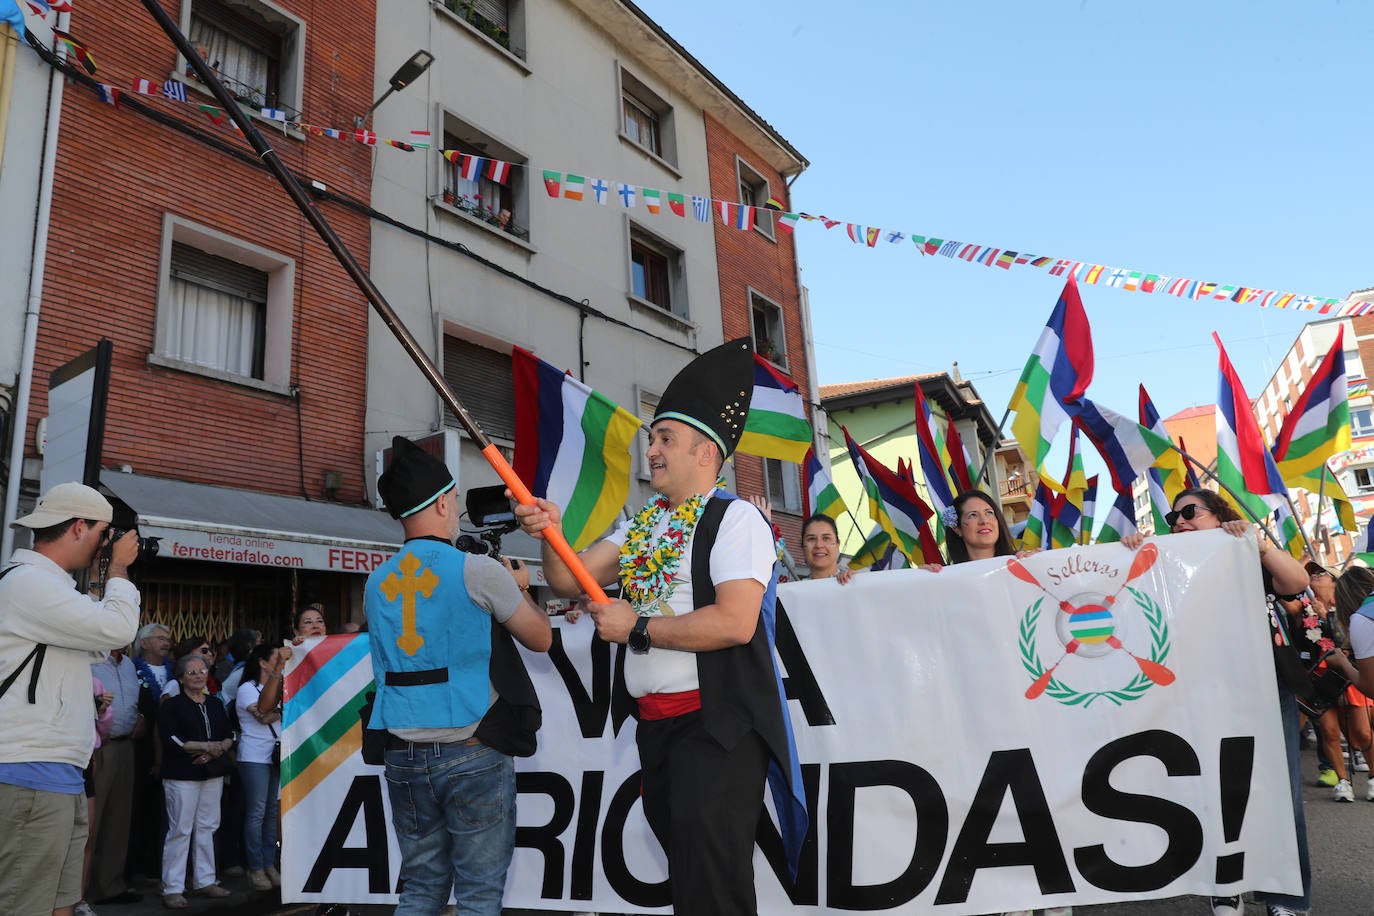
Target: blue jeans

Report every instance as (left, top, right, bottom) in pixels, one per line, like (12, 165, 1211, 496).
(1260, 680, 1311, 911)
(384, 741, 515, 916)
(236, 761, 279, 872)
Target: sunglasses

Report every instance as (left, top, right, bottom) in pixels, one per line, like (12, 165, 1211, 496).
(1165, 503, 1208, 529)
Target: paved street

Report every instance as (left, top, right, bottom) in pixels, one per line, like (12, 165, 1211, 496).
(94, 744, 1372, 916)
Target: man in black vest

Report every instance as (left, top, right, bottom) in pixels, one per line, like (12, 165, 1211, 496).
(514, 339, 805, 915)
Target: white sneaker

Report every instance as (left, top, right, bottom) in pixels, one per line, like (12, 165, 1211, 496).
(1355, 750, 1369, 772)
(1266, 905, 1302, 916)
(1367, 780, 1374, 801)
(74, 902, 97, 916)
(1335, 778, 1356, 801)
(1212, 896, 1244, 915)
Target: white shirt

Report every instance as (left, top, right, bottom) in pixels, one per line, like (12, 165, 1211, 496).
(608, 495, 775, 697)
(235, 680, 277, 764)
(1351, 612, 1374, 662)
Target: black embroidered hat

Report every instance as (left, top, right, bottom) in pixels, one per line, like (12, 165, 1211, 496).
(653, 337, 753, 457)
(377, 436, 456, 519)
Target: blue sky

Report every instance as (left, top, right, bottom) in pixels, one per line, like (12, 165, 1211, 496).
(637, 0, 1372, 469)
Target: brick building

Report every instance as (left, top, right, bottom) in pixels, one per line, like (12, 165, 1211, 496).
(6, 0, 388, 640)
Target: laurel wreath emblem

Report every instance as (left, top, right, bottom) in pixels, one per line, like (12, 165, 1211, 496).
(1018, 587, 1171, 707)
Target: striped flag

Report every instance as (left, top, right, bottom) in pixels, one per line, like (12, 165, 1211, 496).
(131, 78, 157, 94)
(912, 383, 956, 524)
(642, 188, 662, 214)
(777, 212, 799, 233)
(485, 159, 511, 184)
(1081, 474, 1099, 545)
(865, 227, 880, 247)
(1271, 324, 1351, 486)
(996, 250, 1016, 269)
(1073, 397, 1178, 496)
(1139, 384, 1188, 534)
(941, 409, 975, 492)
(1214, 333, 1291, 536)
(563, 174, 586, 201)
(1008, 275, 1094, 472)
(95, 83, 119, 105)
(1094, 490, 1140, 544)
(280, 634, 373, 820)
(978, 247, 999, 267)
(847, 525, 897, 571)
(738, 355, 812, 463)
(691, 195, 710, 222)
(162, 80, 187, 102)
(842, 427, 940, 566)
(1020, 474, 1060, 551)
(460, 154, 485, 181)
(409, 129, 433, 148)
(54, 30, 97, 73)
(803, 447, 847, 522)
(512, 347, 641, 551)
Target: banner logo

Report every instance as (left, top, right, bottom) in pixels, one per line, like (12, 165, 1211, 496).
(1010, 545, 1175, 707)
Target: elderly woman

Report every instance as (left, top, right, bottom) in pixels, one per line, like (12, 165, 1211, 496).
(157, 653, 235, 909)
(1125, 488, 1310, 916)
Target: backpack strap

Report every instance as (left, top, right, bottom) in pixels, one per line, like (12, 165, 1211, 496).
(0, 565, 48, 704)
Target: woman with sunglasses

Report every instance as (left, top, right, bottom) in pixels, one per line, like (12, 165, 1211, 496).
(160, 636, 219, 701)
(1126, 488, 1310, 916)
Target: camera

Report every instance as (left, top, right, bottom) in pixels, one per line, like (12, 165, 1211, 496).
(102, 527, 161, 564)
(455, 485, 518, 559)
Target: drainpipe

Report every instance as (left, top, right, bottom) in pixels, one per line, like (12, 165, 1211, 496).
(2, 16, 68, 562)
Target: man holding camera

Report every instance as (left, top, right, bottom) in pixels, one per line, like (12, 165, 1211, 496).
(0, 482, 141, 916)
(366, 437, 551, 916)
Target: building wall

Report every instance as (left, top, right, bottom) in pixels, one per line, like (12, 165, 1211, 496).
(703, 112, 808, 550)
(28, 0, 376, 503)
(367, 0, 729, 518)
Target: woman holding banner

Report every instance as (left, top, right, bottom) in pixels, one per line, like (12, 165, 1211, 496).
(1126, 488, 1310, 916)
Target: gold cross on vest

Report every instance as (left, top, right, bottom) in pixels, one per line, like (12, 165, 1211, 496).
(379, 552, 439, 656)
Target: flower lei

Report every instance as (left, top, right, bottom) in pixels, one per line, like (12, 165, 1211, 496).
(618, 492, 710, 613)
(1297, 594, 1336, 654)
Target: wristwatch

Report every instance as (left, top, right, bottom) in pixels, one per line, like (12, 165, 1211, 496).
(628, 616, 652, 655)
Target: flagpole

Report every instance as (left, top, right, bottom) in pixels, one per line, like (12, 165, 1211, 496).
(1282, 492, 1317, 560)
(1313, 466, 1331, 563)
(970, 407, 1012, 491)
(1166, 444, 1287, 551)
(135, 0, 610, 604)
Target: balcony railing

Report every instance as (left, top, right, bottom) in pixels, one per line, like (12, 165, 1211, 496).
(1001, 479, 1032, 498)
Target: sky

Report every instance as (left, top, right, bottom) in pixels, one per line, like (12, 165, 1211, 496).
(636, 0, 1373, 475)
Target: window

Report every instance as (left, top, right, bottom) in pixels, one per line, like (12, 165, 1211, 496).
(736, 158, 774, 239)
(438, 0, 525, 60)
(183, 0, 304, 120)
(1354, 407, 1374, 438)
(441, 119, 529, 242)
(153, 216, 294, 390)
(628, 225, 687, 319)
(765, 458, 802, 513)
(619, 68, 676, 167)
(443, 335, 515, 442)
(750, 291, 786, 368)
(1355, 467, 1374, 493)
(636, 390, 659, 480)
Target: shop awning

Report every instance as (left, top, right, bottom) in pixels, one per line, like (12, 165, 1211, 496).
(99, 471, 549, 578)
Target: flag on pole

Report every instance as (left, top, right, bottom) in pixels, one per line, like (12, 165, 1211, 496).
(1021, 475, 1061, 551)
(1271, 325, 1351, 486)
(1081, 474, 1099, 545)
(803, 447, 847, 522)
(1214, 333, 1291, 533)
(1139, 384, 1189, 534)
(848, 525, 896, 571)
(737, 355, 813, 463)
(842, 427, 940, 566)
(1073, 397, 1178, 496)
(512, 347, 642, 551)
(1094, 490, 1140, 544)
(941, 411, 974, 492)
(1052, 427, 1089, 548)
(1008, 275, 1095, 472)
(912, 383, 956, 523)
(1177, 435, 1202, 489)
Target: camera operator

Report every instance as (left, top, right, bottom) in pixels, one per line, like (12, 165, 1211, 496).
(0, 482, 141, 916)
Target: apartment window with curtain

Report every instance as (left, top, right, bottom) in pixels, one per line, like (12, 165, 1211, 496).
(164, 243, 267, 379)
(185, 0, 303, 118)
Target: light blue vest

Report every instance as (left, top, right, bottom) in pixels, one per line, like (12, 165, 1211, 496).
(365, 540, 492, 730)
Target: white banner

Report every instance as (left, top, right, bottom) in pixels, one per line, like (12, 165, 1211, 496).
(280, 530, 1300, 913)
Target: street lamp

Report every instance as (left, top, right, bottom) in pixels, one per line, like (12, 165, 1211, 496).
(356, 50, 435, 128)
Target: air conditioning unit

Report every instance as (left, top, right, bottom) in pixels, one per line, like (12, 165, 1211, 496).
(373, 430, 461, 510)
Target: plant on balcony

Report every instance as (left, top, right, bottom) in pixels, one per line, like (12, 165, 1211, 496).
(443, 0, 512, 51)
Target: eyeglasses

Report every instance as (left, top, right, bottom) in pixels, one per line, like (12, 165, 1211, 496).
(1165, 503, 1209, 528)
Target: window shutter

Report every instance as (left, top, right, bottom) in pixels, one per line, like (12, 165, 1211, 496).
(471, 0, 508, 29)
(171, 243, 269, 302)
(444, 336, 516, 441)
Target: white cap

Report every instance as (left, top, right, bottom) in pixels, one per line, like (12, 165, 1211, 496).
(11, 482, 114, 529)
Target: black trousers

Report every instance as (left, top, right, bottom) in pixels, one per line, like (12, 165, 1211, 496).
(636, 710, 769, 916)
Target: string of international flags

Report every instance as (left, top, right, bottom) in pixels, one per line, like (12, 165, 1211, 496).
(39, 17, 1370, 319)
